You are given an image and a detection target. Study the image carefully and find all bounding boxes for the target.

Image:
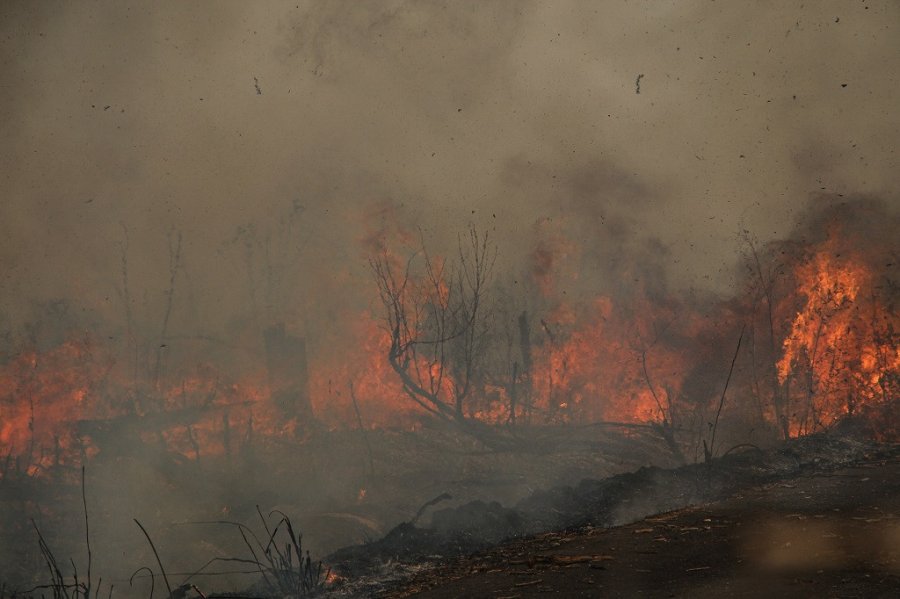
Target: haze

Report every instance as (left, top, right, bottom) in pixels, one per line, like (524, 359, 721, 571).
(2, 0, 898, 343)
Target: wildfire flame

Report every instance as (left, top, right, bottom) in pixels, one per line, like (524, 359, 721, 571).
(1, 204, 897, 478)
(776, 234, 898, 436)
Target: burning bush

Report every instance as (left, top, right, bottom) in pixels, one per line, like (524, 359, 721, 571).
(1, 197, 897, 477)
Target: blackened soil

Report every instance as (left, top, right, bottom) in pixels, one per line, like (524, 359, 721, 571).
(386, 452, 900, 598)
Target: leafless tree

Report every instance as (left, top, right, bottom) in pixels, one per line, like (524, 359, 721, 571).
(370, 227, 496, 425)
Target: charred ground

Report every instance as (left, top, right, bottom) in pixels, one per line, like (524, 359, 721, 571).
(324, 431, 900, 597)
(381, 438, 900, 599)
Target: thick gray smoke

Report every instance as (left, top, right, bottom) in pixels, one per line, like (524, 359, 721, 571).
(2, 0, 898, 347)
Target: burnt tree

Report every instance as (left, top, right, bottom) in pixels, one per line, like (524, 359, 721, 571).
(264, 323, 313, 425)
(370, 227, 495, 426)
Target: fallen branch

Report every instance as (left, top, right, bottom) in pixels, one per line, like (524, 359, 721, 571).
(411, 493, 453, 526)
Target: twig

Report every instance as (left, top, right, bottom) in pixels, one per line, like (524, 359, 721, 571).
(174, 519, 274, 589)
(411, 493, 452, 526)
(349, 380, 375, 478)
(30, 518, 71, 598)
(133, 519, 173, 598)
(129, 567, 155, 599)
(153, 228, 182, 390)
(721, 443, 762, 457)
(706, 324, 746, 462)
(81, 467, 92, 598)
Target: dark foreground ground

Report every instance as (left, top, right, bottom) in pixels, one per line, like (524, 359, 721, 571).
(386, 452, 900, 598)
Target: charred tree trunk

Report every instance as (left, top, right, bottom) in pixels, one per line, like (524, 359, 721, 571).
(517, 311, 533, 424)
(264, 324, 313, 428)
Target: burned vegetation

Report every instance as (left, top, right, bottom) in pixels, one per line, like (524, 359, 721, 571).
(0, 196, 898, 597)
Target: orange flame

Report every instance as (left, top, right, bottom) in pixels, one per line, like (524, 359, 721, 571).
(2, 208, 897, 478)
(776, 234, 898, 435)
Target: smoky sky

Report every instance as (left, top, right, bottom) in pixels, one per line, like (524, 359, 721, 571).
(1, 0, 898, 342)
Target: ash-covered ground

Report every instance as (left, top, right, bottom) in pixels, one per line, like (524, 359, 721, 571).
(381, 437, 900, 599)
(3, 426, 896, 598)
(1, 422, 681, 595)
